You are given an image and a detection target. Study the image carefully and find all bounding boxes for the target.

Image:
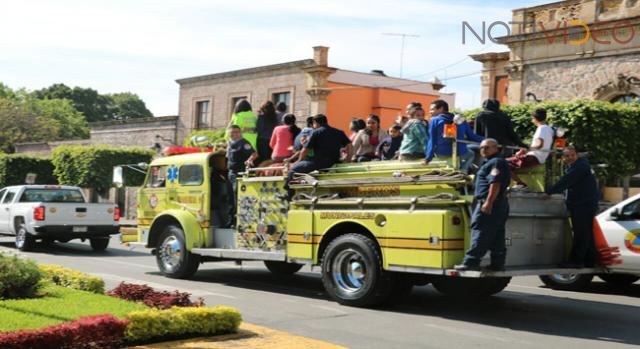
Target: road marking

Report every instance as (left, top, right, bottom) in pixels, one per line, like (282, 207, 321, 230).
(93, 273, 238, 299)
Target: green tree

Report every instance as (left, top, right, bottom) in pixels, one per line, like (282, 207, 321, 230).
(33, 84, 111, 122)
(106, 92, 153, 120)
(0, 98, 59, 153)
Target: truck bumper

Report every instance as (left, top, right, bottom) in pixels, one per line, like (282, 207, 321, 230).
(32, 225, 119, 240)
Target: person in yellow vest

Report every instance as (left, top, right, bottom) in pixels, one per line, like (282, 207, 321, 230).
(227, 99, 258, 149)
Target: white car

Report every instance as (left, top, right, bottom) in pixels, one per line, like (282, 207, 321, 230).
(540, 194, 640, 289)
(0, 185, 120, 251)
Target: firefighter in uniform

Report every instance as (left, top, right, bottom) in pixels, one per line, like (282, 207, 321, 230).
(545, 145, 599, 268)
(456, 138, 511, 271)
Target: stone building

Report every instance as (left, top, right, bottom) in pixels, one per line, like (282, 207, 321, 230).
(176, 46, 455, 143)
(472, 0, 640, 105)
(14, 116, 179, 156)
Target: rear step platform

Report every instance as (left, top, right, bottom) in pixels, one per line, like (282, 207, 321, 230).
(446, 265, 606, 278)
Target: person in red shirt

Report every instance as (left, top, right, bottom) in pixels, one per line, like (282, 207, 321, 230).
(269, 114, 301, 163)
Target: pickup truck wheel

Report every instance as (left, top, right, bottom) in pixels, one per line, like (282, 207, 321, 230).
(598, 274, 640, 287)
(90, 238, 110, 251)
(321, 234, 392, 307)
(539, 274, 594, 291)
(264, 261, 303, 275)
(432, 277, 511, 297)
(156, 225, 200, 279)
(15, 225, 35, 251)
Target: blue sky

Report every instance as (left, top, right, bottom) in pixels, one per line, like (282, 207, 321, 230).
(0, 0, 551, 115)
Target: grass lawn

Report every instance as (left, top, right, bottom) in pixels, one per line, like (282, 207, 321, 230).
(0, 283, 147, 332)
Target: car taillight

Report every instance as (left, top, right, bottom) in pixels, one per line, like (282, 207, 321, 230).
(114, 207, 121, 221)
(34, 206, 46, 221)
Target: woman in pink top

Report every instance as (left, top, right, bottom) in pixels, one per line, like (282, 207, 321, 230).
(270, 114, 301, 162)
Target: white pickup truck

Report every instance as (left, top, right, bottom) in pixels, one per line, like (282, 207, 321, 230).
(541, 194, 640, 289)
(0, 185, 120, 251)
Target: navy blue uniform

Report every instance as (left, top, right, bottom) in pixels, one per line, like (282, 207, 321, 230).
(289, 125, 350, 177)
(226, 138, 255, 226)
(463, 155, 511, 268)
(546, 157, 599, 266)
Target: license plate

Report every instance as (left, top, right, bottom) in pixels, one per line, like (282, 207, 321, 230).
(73, 226, 88, 233)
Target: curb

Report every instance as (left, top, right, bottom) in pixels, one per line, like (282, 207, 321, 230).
(130, 323, 346, 349)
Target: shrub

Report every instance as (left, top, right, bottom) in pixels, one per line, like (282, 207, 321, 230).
(39, 265, 105, 294)
(184, 129, 227, 147)
(463, 100, 640, 179)
(52, 145, 154, 194)
(0, 254, 42, 299)
(0, 314, 128, 349)
(124, 306, 242, 343)
(0, 155, 56, 188)
(107, 282, 204, 309)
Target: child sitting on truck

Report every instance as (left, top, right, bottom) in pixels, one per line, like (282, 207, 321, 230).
(226, 125, 258, 228)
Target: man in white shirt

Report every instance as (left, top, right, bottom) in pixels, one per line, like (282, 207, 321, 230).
(507, 108, 554, 187)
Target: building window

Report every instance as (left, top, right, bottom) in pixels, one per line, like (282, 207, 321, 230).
(196, 101, 210, 128)
(230, 96, 248, 114)
(272, 92, 291, 111)
(612, 94, 639, 104)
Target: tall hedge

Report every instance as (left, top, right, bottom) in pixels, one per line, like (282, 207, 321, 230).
(463, 100, 640, 179)
(0, 154, 56, 188)
(52, 145, 154, 194)
(183, 129, 226, 147)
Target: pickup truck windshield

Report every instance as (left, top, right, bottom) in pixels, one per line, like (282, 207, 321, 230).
(19, 189, 85, 203)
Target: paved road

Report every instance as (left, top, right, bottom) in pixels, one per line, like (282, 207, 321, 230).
(1, 235, 638, 349)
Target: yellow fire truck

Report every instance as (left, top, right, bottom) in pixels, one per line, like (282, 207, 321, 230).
(114, 137, 603, 307)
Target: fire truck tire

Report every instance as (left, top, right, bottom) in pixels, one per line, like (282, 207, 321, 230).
(539, 274, 593, 291)
(321, 234, 392, 307)
(15, 224, 36, 252)
(90, 238, 109, 251)
(156, 225, 200, 279)
(264, 261, 303, 275)
(598, 273, 640, 287)
(432, 277, 511, 297)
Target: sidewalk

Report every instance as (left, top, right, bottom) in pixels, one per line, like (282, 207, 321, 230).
(131, 323, 347, 349)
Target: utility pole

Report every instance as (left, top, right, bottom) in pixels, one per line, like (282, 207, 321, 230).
(382, 33, 420, 77)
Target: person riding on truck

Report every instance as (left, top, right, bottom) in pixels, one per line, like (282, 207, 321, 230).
(226, 99, 258, 150)
(507, 108, 554, 188)
(425, 100, 484, 169)
(545, 146, 600, 268)
(226, 125, 258, 228)
(287, 114, 352, 197)
(473, 99, 527, 155)
(455, 138, 511, 272)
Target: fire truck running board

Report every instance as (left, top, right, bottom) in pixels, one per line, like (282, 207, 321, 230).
(191, 248, 286, 261)
(445, 266, 606, 278)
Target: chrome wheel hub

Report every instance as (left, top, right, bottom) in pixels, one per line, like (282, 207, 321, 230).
(551, 273, 579, 284)
(159, 236, 182, 272)
(15, 229, 26, 248)
(332, 249, 367, 294)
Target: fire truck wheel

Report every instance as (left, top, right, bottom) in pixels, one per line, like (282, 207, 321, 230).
(432, 277, 511, 297)
(89, 238, 110, 251)
(598, 273, 640, 287)
(539, 274, 593, 291)
(264, 261, 303, 275)
(156, 225, 200, 279)
(321, 234, 392, 307)
(15, 224, 36, 252)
